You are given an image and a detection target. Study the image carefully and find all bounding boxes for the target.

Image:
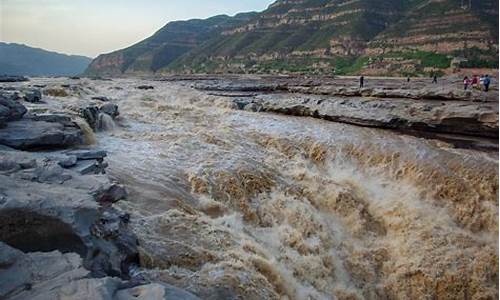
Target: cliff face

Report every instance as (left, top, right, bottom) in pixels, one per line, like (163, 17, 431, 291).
(86, 0, 499, 76)
(85, 13, 257, 76)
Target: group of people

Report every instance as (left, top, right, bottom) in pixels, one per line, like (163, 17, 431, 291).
(463, 74, 491, 92)
(358, 74, 492, 92)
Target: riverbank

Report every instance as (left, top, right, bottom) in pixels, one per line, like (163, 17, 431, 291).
(0, 76, 498, 299)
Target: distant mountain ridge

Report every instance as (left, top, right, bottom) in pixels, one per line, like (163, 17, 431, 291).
(86, 0, 499, 76)
(86, 13, 258, 76)
(0, 42, 92, 77)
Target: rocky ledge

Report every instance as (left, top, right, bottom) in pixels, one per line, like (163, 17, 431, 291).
(185, 75, 499, 149)
(234, 93, 498, 139)
(0, 86, 199, 299)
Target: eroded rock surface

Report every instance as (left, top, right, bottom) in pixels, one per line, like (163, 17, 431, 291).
(241, 93, 498, 138)
(0, 83, 199, 300)
(0, 76, 497, 300)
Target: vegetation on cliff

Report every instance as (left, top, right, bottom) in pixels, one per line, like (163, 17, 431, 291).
(85, 0, 499, 76)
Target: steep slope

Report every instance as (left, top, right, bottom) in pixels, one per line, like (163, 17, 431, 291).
(172, 0, 498, 75)
(85, 13, 257, 76)
(87, 0, 499, 76)
(0, 43, 92, 77)
(171, 0, 406, 73)
(363, 0, 499, 75)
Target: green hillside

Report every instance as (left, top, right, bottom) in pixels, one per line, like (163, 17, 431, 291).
(85, 0, 499, 76)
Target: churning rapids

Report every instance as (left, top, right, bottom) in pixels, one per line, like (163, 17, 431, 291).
(15, 78, 500, 299)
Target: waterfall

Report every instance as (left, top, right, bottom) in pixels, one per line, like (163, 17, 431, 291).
(97, 113, 116, 131)
(73, 117, 96, 145)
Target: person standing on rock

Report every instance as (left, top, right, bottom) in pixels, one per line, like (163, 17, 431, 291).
(483, 75, 491, 92)
(463, 76, 470, 90)
(471, 75, 479, 89)
(432, 75, 438, 84)
(359, 76, 364, 88)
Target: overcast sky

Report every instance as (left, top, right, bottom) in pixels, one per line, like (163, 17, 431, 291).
(0, 0, 274, 58)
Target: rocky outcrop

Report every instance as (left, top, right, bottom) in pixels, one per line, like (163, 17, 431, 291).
(100, 103, 120, 118)
(234, 93, 498, 138)
(0, 75, 29, 83)
(23, 89, 42, 103)
(79, 103, 119, 131)
(0, 118, 83, 150)
(0, 84, 200, 299)
(0, 241, 200, 300)
(0, 95, 27, 126)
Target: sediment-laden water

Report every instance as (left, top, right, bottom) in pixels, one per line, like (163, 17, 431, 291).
(17, 78, 500, 299)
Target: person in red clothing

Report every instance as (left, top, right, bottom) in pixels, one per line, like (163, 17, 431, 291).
(463, 76, 470, 90)
(471, 75, 479, 89)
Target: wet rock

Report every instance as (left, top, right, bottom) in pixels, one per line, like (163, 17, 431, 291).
(249, 93, 499, 138)
(54, 154, 78, 168)
(16, 162, 72, 184)
(0, 119, 83, 150)
(92, 96, 111, 102)
(79, 105, 100, 130)
(0, 75, 29, 83)
(100, 103, 119, 118)
(30, 114, 74, 125)
(71, 159, 107, 175)
(80, 104, 119, 131)
(137, 85, 154, 90)
(66, 149, 107, 160)
(0, 242, 86, 299)
(0, 152, 132, 279)
(93, 183, 128, 204)
(23, 89, 42, 103)
(0, 95, 27, 125)
(0, 159, 21, 172)
(88, 207, 139, 278)
(0, 242, 200, 300)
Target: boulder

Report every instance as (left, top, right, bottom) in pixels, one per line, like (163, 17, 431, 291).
(93, 183, 128, 204)
(54, 154, 78, 168)
(0, 119, 83, 150)
(70, 159, 107, 175)
(100, 103, 119, 118)
(137, 85, 154, 90)
(66, 149, 107, 160)
(79, 104, 119, 131)
(23, 89, 42, 103)
(79, 105, 100, 130)
(0, 95, 27, 125)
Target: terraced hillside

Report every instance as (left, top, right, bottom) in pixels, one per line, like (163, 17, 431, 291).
(85, 0, 499, 76)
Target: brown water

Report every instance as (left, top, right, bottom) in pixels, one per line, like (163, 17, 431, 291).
(18, 78, 500, 299)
